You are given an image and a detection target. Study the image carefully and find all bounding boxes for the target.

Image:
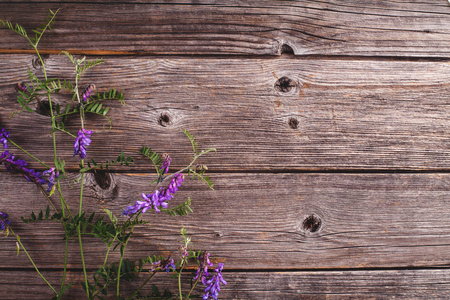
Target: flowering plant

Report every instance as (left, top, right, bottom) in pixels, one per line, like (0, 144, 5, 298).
(0, 9, 226, 299)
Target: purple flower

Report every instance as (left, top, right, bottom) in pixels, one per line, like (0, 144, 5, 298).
(123, 174, 184, 216)
(193, 251, 213, 286)
(203, 263, 226, 300)
(73, 128, 93, 159)
(0, 151, 46, 185)
(81, 84, 95, 102)
(15, 82, 32, 94)
(0, 211, 11, 232)
(0, 128, 10, 149)
(150, 257, 176, 273)
(43, 167, 59, 193)
(160, 153, 171, 175)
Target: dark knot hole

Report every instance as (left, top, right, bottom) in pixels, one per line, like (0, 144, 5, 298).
(275, 77, 296, 93)
(302, 214, 322, 233)
(94, 170, 111, 190)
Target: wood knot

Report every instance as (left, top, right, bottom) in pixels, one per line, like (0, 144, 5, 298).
(288, 117, 299, 129)
(159, 112, 172, 127)
(94, 170, 111, 190)
(302, 214, 321, 233)
(32, 55, 48, 70)
(274, 77, 297, 93)
(280, 44, 294, 55)
(35, 100, 52, 117)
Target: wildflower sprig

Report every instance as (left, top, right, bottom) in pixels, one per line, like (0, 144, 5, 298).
(0, 9, 225, 300)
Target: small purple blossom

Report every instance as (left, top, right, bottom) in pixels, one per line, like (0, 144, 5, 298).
(193, 251, 213, 286)
(73, 128, 93, 159)
(150, 257, 176, 273)
(203, 263, 226, 300)
(43, 167, 59, 193)
(0, 128, 10, 149)
(15, 82, 32, 94)
(81, 84, 95, 102)
(0, 151, 46, 185)
(160, 153, 171, 175)
(123, 174, 184, 216)
(0, 211, 11, 232)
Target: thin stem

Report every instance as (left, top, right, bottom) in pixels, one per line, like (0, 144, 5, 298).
(186, 275, 202, 299)
(9, 227, 57, 295)
(116, 226, 135, 298)
(7, 138, 50, 169)
(178, 263, 185, 300)
(127, 271, 157, 300)
(92, 233, 118, 298)
(54, 126, 77, 138)
(59, 230, 69, 298)
(36, 184, 58, 213)
(79, 170, 84, 215)
(77, 225, 90, 299)
(34, 48, 48, 81)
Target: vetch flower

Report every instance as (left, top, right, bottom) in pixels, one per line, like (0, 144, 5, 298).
(15, 82, 32, 94)
(43, 167, 59, 193)
(122, 173, 185, 216)
(193, 251, 213, 286)
(0, 211, 11, 232)
(160, 153, 171, 175)
(203, 263, 226, 300)
(73, 128, 93, 159)
(150, 257, 176, 273)
(0, 128, 10, 149)
(0, 151, 46, 185)
(81, 84, 95, 102)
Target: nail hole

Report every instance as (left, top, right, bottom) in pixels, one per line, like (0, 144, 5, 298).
(275, 77, 297, 93)
(35, 101, 53, 117)
(215, 231, 223, 237)
(302, 214, 321, 233)
(94, 170, 111, 190)
(281, 44, 294, 55)
(288, 117, 299, 129)
(159, 113, 172, 127)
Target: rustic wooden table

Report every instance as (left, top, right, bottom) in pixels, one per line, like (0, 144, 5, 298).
(1, 1, 450, 299)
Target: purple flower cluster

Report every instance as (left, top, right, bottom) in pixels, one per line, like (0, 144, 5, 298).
(43, 167, 59, 193)
(150, 257, 176, 273)
(203, 263, 226, 300)
(194, 251, 213, 285)
(0, 128, 10, 149)
(0, 151, 46, 185)
(160, 153, 171, 175)
(123, 173, 185, 216)
(0, 211, 11, 232)
(73, 128, 93, 159)
(194, 252, 227, 300)
(81, 84, 95, 102)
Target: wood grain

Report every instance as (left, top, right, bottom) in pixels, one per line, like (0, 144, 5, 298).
(1, 55, 449, 170)
(1, 269, 450, 299)
(1, 173, 449, 269)
(0, 1, 449, 56)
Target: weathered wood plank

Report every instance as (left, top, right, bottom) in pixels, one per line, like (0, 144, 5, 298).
(1, 269, 450, 299)
(1, 173, 450, 269)
(0, 1, 449, 56)
(1, 55, 450, 170)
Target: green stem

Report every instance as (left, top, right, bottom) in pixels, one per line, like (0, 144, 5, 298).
(59, 230, 69, 298)
(178, 262, 185, 300)
(36, 184, 58, 213)
(92, 233, 118, 298)
(186, 275, 201, 299)
(7, 139, 50, 169)
(127, 271, 157, 300)
(34, 48, 48, 81)
(9, 227, 57, 295)
(77, 225, 90, 299)
(116, 226, 135, 299)
(79, 170, 84, 215)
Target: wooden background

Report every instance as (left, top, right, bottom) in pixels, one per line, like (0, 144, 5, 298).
(1, 1, 450, 299)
